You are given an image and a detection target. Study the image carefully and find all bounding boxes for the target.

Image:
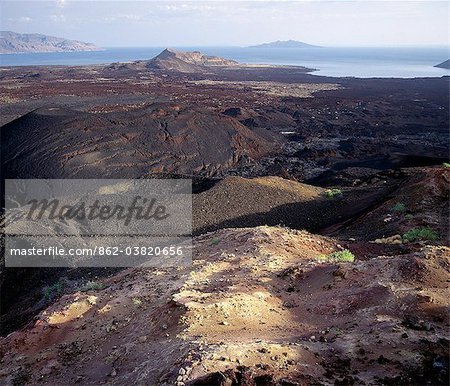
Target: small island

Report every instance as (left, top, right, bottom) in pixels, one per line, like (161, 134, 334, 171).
(0, 31, 102, 54)
(434, 59, 450, 69)
(249, 40, 321, 48)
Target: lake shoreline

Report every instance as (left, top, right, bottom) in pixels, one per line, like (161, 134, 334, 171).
(1, 46, 449, 78)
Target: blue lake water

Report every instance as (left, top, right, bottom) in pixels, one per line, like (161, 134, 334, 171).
(1, 46, 449, 79)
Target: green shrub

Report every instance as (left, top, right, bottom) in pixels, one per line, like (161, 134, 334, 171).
(402, 227, 438, 242)
(405, 214, 414, 220)
(392, 202, 406, 213)
(43, 281, 63, 301)
(211, 237, 220, 246)
(442, 162, 450, 168)
(328, 249, 355, 262)
(325, 188, 343, 199)
(80, 280, 104, 292)
(318, 249, 355, 263)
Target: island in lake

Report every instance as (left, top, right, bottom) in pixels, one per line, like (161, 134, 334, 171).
(249, 39, 321, 48)
(0, 31, 102, 54)
(434, 59, 450, 69)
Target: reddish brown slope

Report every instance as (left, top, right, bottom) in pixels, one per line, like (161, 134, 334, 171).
(0, 226, 448, 386)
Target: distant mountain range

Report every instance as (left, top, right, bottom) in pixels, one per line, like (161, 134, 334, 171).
(249, 40, 321, 48)
(434, 59, 450, 69)
(0, 31, 102, 54)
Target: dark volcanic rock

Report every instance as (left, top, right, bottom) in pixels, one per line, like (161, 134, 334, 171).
(222, 107, 243, 117)
(192, 175, 395, 235)
(0, 103, 278, 179)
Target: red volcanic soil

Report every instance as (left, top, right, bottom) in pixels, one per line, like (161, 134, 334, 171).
(0, 224, 448, 385)
(326, 167, 450, 242)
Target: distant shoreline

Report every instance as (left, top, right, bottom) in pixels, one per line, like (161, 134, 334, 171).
(0, 48, 106, 55)
(1, 46, 449, 79)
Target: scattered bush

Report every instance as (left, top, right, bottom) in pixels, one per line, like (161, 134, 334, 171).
(404, 214, 414, 220)
(328, 249, 356, 262)
(79, 280, 104, 292)
(325, 188, 343, 199)
(132, 297, 143, 306)
(392, 202, 406, 213)
(43, 281, 63, 301)
(318, 249, 355, 263)
(442, 162, 450, 168)
(211, 237, 220, 246)
(402, 227, 438, 242)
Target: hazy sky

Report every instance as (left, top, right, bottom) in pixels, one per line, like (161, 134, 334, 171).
(0, 1, 448, 47)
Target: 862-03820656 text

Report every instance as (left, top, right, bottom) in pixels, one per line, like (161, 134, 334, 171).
(8, 245, 186, 257)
